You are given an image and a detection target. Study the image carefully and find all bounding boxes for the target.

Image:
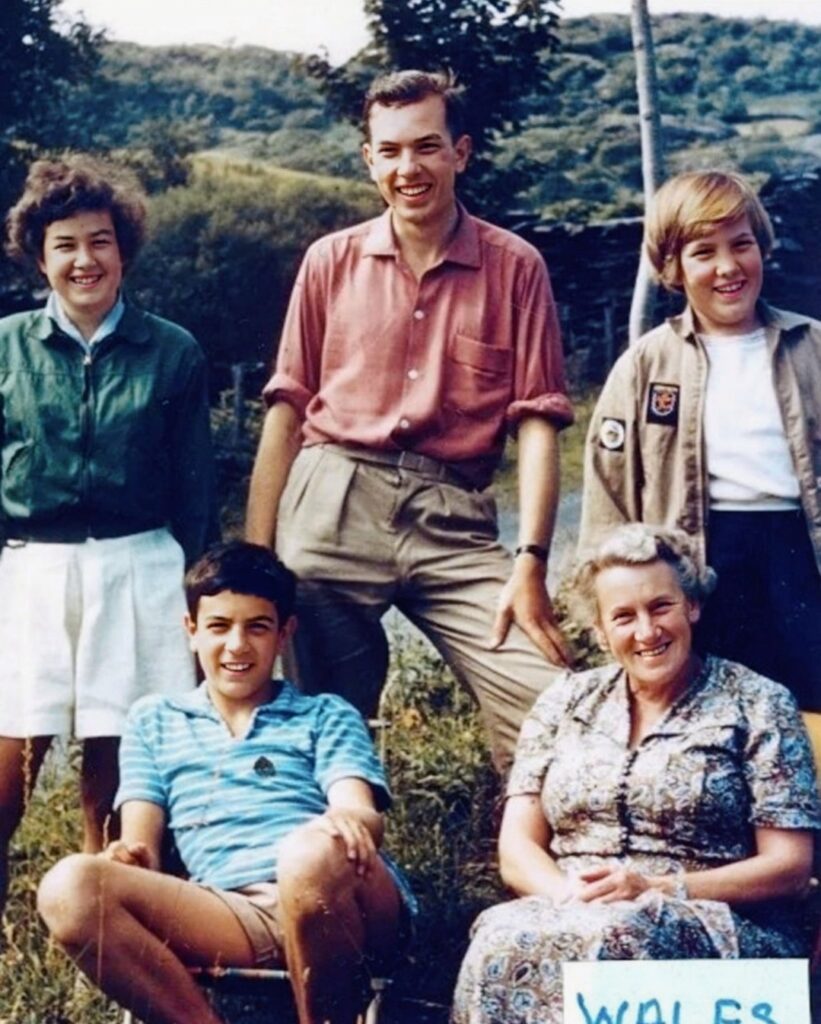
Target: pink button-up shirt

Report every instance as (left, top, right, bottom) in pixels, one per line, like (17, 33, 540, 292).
(265, 206, 573, 486)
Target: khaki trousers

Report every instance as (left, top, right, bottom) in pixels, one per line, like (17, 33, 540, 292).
(277, 445, 560, 772)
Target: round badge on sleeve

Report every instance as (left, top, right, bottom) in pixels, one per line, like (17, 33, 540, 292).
(598, 417, 626, 452)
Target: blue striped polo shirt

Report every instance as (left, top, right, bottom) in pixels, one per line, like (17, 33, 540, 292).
(116, 681, 414, 909)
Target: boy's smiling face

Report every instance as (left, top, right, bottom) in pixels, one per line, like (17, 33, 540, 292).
(185, 590, 294, 713)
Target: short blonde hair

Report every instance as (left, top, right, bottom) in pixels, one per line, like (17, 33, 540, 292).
(571, 523, 716, 626)
(644, 170, 774, 292)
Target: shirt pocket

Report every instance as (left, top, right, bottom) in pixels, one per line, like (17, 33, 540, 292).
(444, 333, 513, 420)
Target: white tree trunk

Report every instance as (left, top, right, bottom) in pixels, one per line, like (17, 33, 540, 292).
(628, 0, 665, 343)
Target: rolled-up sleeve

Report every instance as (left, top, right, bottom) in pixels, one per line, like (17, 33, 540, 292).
(263, 245, 327, 415)
(506, 253, 574, 430)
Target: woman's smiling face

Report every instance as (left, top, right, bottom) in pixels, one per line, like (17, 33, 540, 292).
(594, 559, 701, 697)
(38, 209, 123, 337)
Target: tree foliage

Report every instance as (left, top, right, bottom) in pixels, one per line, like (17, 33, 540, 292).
(0, 0, 103, 306)
(0, 0, 101, 149)
(303, 0, 562, 218)
(127, 166, 380, 369)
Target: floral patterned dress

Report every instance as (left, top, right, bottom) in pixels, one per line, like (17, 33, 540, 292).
(451, 657, 821, 1024)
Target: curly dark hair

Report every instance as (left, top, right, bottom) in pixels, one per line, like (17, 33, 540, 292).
(5, 154, 147, 270)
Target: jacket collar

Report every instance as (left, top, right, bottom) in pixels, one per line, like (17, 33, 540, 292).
(362, 202, 481, 268)
(670, 300, 812, 344)
(30, 296, 152, 347)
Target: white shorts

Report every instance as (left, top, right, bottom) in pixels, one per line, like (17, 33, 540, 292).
(0, 528, 196, 738)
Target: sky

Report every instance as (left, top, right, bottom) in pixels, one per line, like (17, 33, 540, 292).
(60, 0, 821, 65)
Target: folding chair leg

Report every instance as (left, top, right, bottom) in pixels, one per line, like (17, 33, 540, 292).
(364, 989, 383, 1024)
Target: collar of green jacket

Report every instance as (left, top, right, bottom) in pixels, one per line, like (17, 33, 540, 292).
(28, 296, 153, 347)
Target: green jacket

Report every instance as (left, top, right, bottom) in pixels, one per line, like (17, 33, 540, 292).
(0, 301, 215, 565)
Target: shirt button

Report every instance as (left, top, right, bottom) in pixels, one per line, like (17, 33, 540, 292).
(398, 418, 410, 430)
(413, 309, 425, 320)
(407, 368, 419, 381)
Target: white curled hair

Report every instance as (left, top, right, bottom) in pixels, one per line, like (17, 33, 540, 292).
(570, 523, 717, 625)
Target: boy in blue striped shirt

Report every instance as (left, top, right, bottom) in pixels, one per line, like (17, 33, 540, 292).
(38, 541, 413, 1024)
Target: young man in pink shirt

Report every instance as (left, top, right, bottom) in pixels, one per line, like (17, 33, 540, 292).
(247, 70, 574, 772)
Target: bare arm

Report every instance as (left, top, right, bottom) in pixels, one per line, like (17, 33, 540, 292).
(577, 827, 814, 905)
(102, 800, 166, 872)
(491, 416, 571, 666)
(498, 794, 575, 902)
(245, 401, 303, 548)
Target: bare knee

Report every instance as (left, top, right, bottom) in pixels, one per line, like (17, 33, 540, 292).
(38, 853, 111, 946)
(277, 825, 353, 910)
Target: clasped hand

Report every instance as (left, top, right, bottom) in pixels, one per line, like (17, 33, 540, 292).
(559, 865, 651, 904)
(101, 839, 157, 870)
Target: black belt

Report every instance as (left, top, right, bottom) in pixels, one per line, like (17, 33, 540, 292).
(4, 519, 163, 545)
(320, 444, 477, 490)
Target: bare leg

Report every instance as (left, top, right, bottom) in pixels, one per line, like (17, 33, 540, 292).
(38, 853, 269, 1024)
(80, 736, 120, 851)
(0, 735, 52, 914)
(277, 825, 402, 1024)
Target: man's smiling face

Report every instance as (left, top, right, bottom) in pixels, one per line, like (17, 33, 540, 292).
(362, 93, 471, 236)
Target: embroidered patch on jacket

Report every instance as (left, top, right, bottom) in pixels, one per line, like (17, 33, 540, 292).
(646, 382, 680, 425)
(597, 417, 626, 452)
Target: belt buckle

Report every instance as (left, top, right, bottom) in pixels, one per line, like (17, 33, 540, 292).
(396, 450, 421, 473)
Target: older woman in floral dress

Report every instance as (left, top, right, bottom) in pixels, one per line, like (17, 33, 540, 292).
(452, 523, 821, 1024)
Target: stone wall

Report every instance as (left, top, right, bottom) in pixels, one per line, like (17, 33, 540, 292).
(519, 168, 821, 389)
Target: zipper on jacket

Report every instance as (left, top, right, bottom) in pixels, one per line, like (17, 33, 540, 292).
(80, 352, 94, 504)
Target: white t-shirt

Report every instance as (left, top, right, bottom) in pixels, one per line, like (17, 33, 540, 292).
(702, 328, 800, 510)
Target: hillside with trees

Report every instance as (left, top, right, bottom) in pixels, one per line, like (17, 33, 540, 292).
(54, 13, 821, 220)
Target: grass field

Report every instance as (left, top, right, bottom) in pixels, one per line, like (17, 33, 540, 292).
(0, 640, 502, 1024)
(0, 386, 596, 1022)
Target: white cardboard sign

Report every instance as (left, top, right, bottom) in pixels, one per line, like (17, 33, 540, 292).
(563, 959, 810, 1024)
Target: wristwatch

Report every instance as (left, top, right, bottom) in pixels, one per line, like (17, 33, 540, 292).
(514, 544, 549, 562)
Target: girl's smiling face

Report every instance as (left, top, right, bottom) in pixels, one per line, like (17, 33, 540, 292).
(38, 209, 123, 338)
(679, 213, 764, 336)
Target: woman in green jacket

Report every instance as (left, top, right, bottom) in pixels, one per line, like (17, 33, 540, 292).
(0, 155, 215, 911)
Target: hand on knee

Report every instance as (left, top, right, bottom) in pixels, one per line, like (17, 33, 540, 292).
(277, 823, 358, 911)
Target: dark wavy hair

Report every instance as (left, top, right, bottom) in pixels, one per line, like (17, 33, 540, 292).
(362, 69, 467, 141)
(185, 541, 297, 623)
(5, 154, 147, 270)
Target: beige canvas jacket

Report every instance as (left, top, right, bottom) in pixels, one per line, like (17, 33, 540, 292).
(578, 303, 821, 577)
